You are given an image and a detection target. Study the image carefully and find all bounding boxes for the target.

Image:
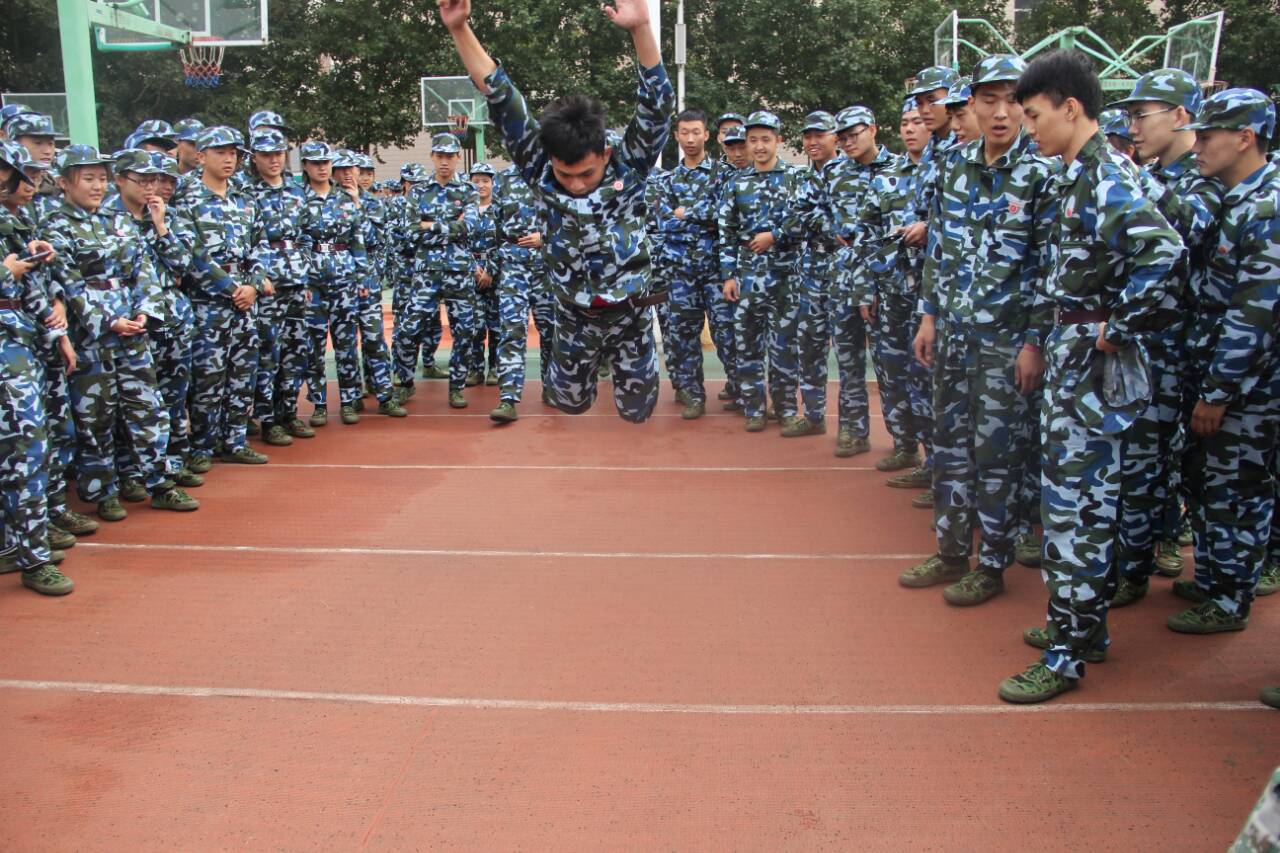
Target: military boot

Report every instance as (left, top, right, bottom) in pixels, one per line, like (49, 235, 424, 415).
(48, 526, 76, 551)
(340, 404, 360, 425)
(1261, 687, 1280, 709)
(998, 663, 1079, 704)
(449, 390, 468, 409)
(378, 400, 408, 417)
(887, 466, 931, 489)
(175, 468, 205, 488)
(220, 447, 269, 465)
(188, 454, 214, 474)
(485, 370, 499, 386)
(781, 417, 826, 438)
(285, 418, 316, 439)
(1110, 577, 1148, 608)
(393, 384, 415, 405)
(152, 487, 199, 512)
(119, 478, 148, 503)
(681, 399, 705, 420)
(263, 424, 294, 446)
(97, 496, 127, 522)
(875, 448, 920, 472)
(834, 430, 870, 458)
(1153, 540, 1184, 578)
(422, 363, 448, 379)
(1014, 533, 1042, 568)
(911, 490, 934, 509)
(1256, 562, 1280, 597)
(1167, 601, 1248, 634)
(309, 406, 328, 427)
(899, 554, 968, 588)
(51, 509, 98, 536)
(490, 401, 519, 423)
(1172, 579, 1210, 604)
(465, 370, 483, 387)
(744, 416, 766, 433)
(942, 571, 1004, 606)
(22, 564, 74, 596)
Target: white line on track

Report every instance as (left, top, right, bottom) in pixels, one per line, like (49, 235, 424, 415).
(0, 679, 1264, 717)
(265, 463, 877, 472)
(75, 542, 926, 561)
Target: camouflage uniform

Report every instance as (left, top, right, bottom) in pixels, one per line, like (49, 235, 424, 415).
(717, 111, 804, 421)
(466, 185, 501, 378)
(393, 136, 479, 395)
(1178, 90, 1280, 620)
(493, 164, 552, 395)
(355, 158, 394, 396)
(479, 58, 675, 421)
(645, 167, 681, 391)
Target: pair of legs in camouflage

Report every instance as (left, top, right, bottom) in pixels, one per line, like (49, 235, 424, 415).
(254, 286, 311, 426)
(545, 299, 658, 423)
(528, 284, 556, 388)
(733, 272, 801, 420)
(0, 339, 53, 571)
(393, 271, 476, 394)
(189, 299, 258, 456)
(797, 275, 870, 435)
(667, 265, 737, 406)
(356, 287, 394, 400)
(494, 268, 533, 403)
(40, 356, 75, 521)
(871, 290, 929, 458)
(469, 284, 500, 377)
(305, 282, 365, 409)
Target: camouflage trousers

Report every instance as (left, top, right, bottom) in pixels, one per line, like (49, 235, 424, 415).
(798, 283, 869, 435)
(393, 271, 475, 393)
(469, 283, 500, 376)
(1183, 393, 1279, 615)
(40, 358, 75, 518)
(305, 281, 364, 409)
(253, 286, 311, 425)
(356, 288, 393, 401)
(545, 299, 658, 423)
(930, 326, 1032, 574)
(190, 299, 259, 455)
(392, 270, 442, 373)
(870, 289, 930, 458)
(1117, 330, 1185, 584)
(69, 346, 169, 503)
(1039, 325, 1124, 679)
(667, 265, 738, 405)
(120, 325, 190, 479)
(0, 339, 51, 571)
(495, 268, 533, 403)
(1016, 405, 1042, 539)
(733, 272, 801, 419)
(529, 284, 556, 387)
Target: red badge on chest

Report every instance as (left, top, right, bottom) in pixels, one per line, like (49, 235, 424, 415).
(613, 180, 624, 191)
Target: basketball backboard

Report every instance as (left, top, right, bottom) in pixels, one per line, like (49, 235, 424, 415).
(1, 93, 70, 141)
(95, 0, 268, 49)
(421, 76, 489, 129)
(1164, 12, 1224, 87)
(934, 10, 959, 70)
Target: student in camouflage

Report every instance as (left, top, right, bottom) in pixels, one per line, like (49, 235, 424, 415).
(465, 162, 500, 387)
(439, 0, 675, 423)
(1003, 51, 1184, 704)
(1169, 88, 1280, 635)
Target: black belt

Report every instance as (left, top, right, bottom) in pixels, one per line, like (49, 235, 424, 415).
(1054, 307, 1110, 325)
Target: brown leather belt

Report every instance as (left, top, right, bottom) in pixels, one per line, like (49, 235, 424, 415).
(1055, 307, 1110, 325)
(314, 243, 349, 253)
(84, 276, 124, 291)
(268, 240, 297, 250)
(0, 298, 22, 310)
(571, 290, 669, 318)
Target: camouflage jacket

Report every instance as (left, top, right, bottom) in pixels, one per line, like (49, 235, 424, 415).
(717, 159, 806, 283)
(492, 164, 545, 273)
(784, 155, 846, 283)
(848, 153, 924, 303)
(657, 155, 724, 272)
(914, 131, 957, 223)
(482, 60, 675, 307)
(101, 195, 194, 334)
(923, 132, 1056, 345)
(1039, 133, 1184, 349)
(40, 199, 163, 359)
(1189, 158, 1280, 406)
(409, 176, 478, 274)
(468, 201, 499, 277)
(824, 146, 895, 296)
(0, 205, 62, 351)
(360, 191, 388, 261)
(173, 179, 267, 301)
(248, 178, 312, 288)
(301, 184, 373, 289)
(1149, 150, 1223, 257)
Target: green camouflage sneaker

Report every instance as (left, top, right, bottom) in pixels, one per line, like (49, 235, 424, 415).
(875, 448, 920, 472)
(1256, 562, 1280, 597)
(1261, 687, 1280, 709)
(449, 390, 468, 409)
(22, 564, 74, 596)
(1022, 627, 1107, 662)
(998, 663, 1079, 704)
(0, 550, 17, 574)
(485, 371, 499, 387)
(722, 400, 743, 413)
(781, 417, 826, 437)
(1172, 579, 1210, 604)
(175, 468, 204, 488)
(1111, 577, 1149, 608)
(152, 487, 199, 512)
(246, 419, 260, 436)
(911, 489, 934, 509)
(340, 404, 360, 425)
(378, 400, 408, 417)
(119, 478, 148, 503)
(465, 370, 484, 387)
(48, 526, 76, 551)
(309, 407, 328, 427)
(263, 425, 293, 446)
(899, 554, 969, 588)
(834, 431, 871, 458)
(393, 384, 415, 405)
(422, 363, 448, 380)
(1167, 601, 1248, 634)
(50, 549, 65, 565)
(490, 401, 519, 423)
(285, 418, 315, 439)
(97, 496, 127, 522)
(943, 571, 1005, 606)
(52, 509, 98, 536)
(1177, 518, 1193, 547)
(1014, 533, 1042, 567)
(353, 398, 365, 413)
(188, 454, 214, 474)
(674, 389, 691, 407)
(1153, 540, 1184, 578)
(717, 388, 732, 401)
(220, 447, 269, 465)
(887, 466, 931, 489)
(681, 400, 705, 420)
(745, 416, 766, 433)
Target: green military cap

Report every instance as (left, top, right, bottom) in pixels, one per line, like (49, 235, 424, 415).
(909, 65, 959, 96)
(129, 119, 178, 150)
(149, 151, 181, 178)
(400, 163, 427, 182)
(835, 105, 875, 131)
(249, 110, 293, 136)
(57, 143, 112, 171)
(1100, 108, 1133, 141)
(1110, 68, 1203, 115)
(174, 118, 205, 142)
(721, 125, 747, 144)
(0, 140, 37, 187)
(716, 112, 746, 128)
(1179, 87, 1277, 139)
(431, 132, 462, 154)
(801, 111, 836, 133)
(941, 77, 973, 107)
(8, 113, 57, 139)
(744, 110, 782, 132)
(971, 54, 1027, 87)
(299, 140, 335, 161)
(469, 162, 497, 177)
(113, 147, 160, 174)
(357, 153, 376, 170)
(1074, 340, 1152, 436)
(197, 125, 248, 152)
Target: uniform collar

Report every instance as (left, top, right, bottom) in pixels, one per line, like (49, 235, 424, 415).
(1223, 158, 1280, 207)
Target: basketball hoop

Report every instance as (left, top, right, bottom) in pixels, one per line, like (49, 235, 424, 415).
(449, 113, 469, 140)
(180, 42, 227, 89)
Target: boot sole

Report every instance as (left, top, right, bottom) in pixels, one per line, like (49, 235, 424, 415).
(490, 412, 518, 424)
(152, 503, 200, 512)
(943, 587, 1004, 606)
(898, 569, 968, 589)
(1167, 618, 1247, 635)
(22, 579, 74, 596)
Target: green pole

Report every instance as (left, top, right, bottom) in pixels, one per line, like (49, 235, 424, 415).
(57, 0, 99, 147)
(475, 125, 485, 164)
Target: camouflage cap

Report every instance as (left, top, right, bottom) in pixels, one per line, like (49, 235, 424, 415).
(721, 125, 747, 144)
(941, 77, 974, 107)
(716, 112, 747, 128)
(971, 53, 1027, 87)
(196, 125, 248, 152)
(131, 119, 177, 148)
(1074, 340, 1153, 436)
(0, 103, 32, 124)
(57, 143, 112, 172)
(332, 148, 361, 169)
(430, 132, 462, 154)
(249, 129, 289, 153)
(113, 147, 162, 174)
(744, 110, 782, 132)
(1100, 108, 1133, 140)
(8, 113, 57, 139)
(1110, 68, 1203, 115)
(248, 110, 293, 135)
(909, 65, 959, 96)
(399, 162, 427, 182)
(0, 141, 37, 186)
(173, 118, 205, 142)
(469, 162, 497, 177)
(149, 151, 181, 178)
(1179, 87, 1277, 139)
(299, 140, 335, 161)
(357, 153, 375, 170)
(835, 105, 876, 131)
(801, 111, 837, 133)
(901, 97, 917, 116)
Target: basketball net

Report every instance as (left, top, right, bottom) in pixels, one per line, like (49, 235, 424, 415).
(449, 113, 469, 140)
(181, 43, 227, 89)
